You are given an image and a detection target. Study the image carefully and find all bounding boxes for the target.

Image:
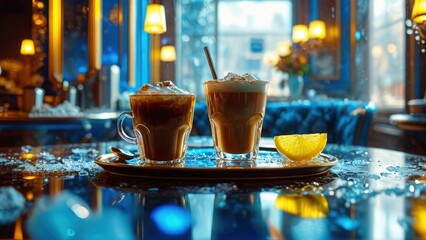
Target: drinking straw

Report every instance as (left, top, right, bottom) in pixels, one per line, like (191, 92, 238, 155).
(203, 46, 218, 80)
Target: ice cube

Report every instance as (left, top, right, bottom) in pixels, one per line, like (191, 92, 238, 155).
(137, 84, 162, 94)
(242, 73, 261, 81)
(223, 72, 241, 80)
(156, 80, 174, 88)
(157, 81, 190, 94)
(26, 191, 135, 240)
(0, 187, 26, 224)
(21, 145, 35, 153)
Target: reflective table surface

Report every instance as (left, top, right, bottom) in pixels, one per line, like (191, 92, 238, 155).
(1, 137, 426, 239)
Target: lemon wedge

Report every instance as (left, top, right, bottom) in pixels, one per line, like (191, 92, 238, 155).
(274, 133, 327, 163)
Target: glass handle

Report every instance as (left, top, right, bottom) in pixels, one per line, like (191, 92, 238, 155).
(117, 112, 137, 144)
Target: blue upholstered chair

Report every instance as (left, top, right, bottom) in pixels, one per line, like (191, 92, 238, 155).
(191, 100, 377, 146)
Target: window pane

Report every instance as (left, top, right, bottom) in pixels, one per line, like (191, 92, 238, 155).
(217, 1, 292, 97)
(176, 0, 217, 98)
(218, 1, 292, 34)
(368, 0, 405, 109)
(176, 0, 292, 98)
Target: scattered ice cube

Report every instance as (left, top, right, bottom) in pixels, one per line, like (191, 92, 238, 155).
(72, 148, 90, 155)
(21, 145, 36, 153)
(29, 101, 82, 117)
(26, 191, 135, 240)
(0, 187, 26, 224)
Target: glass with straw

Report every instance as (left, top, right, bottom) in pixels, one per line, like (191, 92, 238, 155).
(203, 47, 269, 161)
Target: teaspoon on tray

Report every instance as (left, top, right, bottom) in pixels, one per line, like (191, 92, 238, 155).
(109, 146, 135, 160)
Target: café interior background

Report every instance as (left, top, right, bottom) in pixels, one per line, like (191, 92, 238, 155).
(0, 0, 425, 154)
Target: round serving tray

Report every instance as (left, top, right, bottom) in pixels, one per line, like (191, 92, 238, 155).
(94, 148, 337, 180)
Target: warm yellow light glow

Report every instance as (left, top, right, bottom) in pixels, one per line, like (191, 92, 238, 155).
(26, 191, 34, 201)
(262, 51, 280, 66)
(371, 45, 383, 59)
(14, 217, 23, 240)
(160, 45, 176, 61)
(21, 153, 36, 159)
(23, 175, 37, 180)
(412, 198, 426, 238)
(309, 20, 326, 39)
(275, 194, 329, 218)
(144, 4, 167, 34)
(49, 0, 63, 82)
(292, 24, 309, 43)
(37, 1, 44, 9)
(412, 0, 426, 23)
(20, 39, 35, 55)
(89, 0, 102, 70)
(277, 41, 292, 56)
(387, 43, 397, 54)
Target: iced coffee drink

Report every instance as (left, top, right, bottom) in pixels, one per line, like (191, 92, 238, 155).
(117, 81, 195, 164)
(204, 73, 268, 160)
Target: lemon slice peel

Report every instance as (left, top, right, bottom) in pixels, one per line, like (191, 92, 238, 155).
(273, 133, 328, 163)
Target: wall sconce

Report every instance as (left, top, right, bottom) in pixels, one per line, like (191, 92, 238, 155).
(409, 0, 426, 52)
(292, 20, 327, 54)
(160, 45, 176, 62)
(308, 20, 326, 40)
(20, 39, 35, 56)
(292, 24, 309, 44)
(144, 3, 167, 34)
(20, 39, 35, 87)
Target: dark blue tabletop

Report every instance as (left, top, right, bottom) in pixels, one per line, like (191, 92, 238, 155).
(0, 137, 425, 239)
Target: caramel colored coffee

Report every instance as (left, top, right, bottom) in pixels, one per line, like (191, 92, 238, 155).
(204, 80, 268, 157)
(129, 94, 195, 162)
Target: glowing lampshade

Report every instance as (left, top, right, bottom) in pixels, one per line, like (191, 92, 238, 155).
(292, 24, 309, 43)
(412, 0, 426, 23)
(20, 39, 35, 55)
(277, 41, 292, 56)
(309, 20, 326, 39)
(144, 4, 167, 34)
(160, 45, 176, 62)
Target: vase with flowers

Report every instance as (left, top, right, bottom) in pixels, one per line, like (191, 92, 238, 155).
(270, 44, 309, 100)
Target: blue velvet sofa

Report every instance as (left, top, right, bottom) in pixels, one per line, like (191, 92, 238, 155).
(191, 100, 377, 146)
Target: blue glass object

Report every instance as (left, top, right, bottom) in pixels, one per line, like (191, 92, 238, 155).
(151, 204, 192, 236)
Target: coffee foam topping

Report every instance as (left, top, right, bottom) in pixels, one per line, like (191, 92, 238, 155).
(205, 72, 268, 92)
(136, 80, 191, 95)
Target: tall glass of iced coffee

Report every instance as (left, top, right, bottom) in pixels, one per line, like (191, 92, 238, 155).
(117, 81, 196, 164)
(204, 73, 268, 160)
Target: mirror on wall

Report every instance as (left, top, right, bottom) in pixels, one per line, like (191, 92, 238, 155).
(307, 0, 341, 81)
